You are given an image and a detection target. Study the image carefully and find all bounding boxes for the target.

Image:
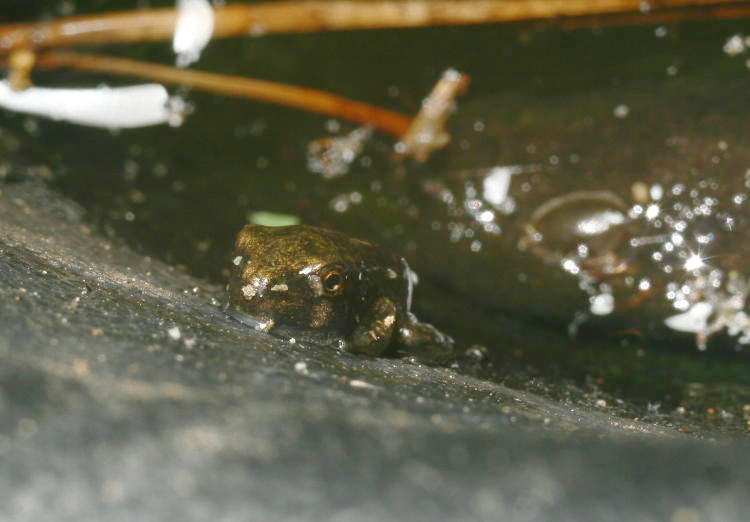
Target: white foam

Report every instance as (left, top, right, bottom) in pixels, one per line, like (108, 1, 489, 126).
(664, 301, 713, 333)
(0, 81, 170, 129)
(482, 165, 523, 206)
(173, 0, 215, 67)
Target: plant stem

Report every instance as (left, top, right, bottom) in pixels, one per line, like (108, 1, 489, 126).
(1, 1, 748, 53)
(33, 51, 413, 137)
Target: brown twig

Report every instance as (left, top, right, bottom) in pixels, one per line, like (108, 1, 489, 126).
(397, 69, 470, 162)
(31, 51, 413, 137)
(1, 1, 749, 53)
(558, 2, 750, 28)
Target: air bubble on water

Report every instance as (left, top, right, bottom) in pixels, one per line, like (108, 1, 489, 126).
(589, 293, 614, 316)
(684, 253, 705, 271)
(561, 258, 580, 275)
(477, 210, 495, 223)
(645, 204, 660, 220)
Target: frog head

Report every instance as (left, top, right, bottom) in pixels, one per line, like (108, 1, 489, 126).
(228, 224, 407, 350)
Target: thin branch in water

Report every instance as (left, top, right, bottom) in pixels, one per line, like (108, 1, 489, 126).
(557, 2, 750, 29)
(1, 1, 749, 53)
(32, 51, 413, 137)
(397, 69, 470, 163)
(7, 49, 36, 91)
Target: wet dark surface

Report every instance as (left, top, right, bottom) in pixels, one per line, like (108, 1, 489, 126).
(1, 175, 749, 521)
(3, 1, 750, 518)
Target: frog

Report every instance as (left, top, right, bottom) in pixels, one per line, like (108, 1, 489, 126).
(227, 224, 455, 363)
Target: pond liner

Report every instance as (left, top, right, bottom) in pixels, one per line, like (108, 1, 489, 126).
(0, 179, 748, 521)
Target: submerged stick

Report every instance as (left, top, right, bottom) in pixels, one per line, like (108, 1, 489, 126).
(397, 69, 470, 163)
(32, 51, 412, 137)
(1, 1, 748, 53)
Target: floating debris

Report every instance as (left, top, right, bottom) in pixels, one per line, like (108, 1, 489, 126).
(307, 127, 372, 178)
(173, 0, 215, 67)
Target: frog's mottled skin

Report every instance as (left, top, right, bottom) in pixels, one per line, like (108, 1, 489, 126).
(228, 224, 453, 361)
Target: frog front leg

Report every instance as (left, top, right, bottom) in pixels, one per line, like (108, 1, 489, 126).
(351, 297, 399, 356)
(398, 313, 455, 364)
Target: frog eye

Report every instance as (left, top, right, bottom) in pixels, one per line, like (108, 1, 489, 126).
(322, 269, 345, 294)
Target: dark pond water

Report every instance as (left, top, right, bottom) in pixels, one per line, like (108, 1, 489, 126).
(3, 1, 750, 433)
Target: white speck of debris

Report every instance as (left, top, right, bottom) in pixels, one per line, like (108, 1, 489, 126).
(483, 165, 522, 206)
(167, 326, 181, 340)
(613, 104, 630, 119)
(307, 274, 324, 296)
(254, 319, 275, 332)
(590, 293, 614, 316)
(349, 380, 375, 389)
(649, 184, 663, 201)
(386, 268, 398, 279)
(288, 337, 296, 344)
(664, 301, 713, 333)
(270, 284, 289, 292)
(241, 284, 257, 299)
(183, 337, 197, 349)
(294, 361, 308, 374)
(232, 256, 243, 266)
(383, 315, 396, 327)
(0, 81, 170, 129)
(595, 399, 607, 408)
(723, 34, 746, 56)
(402, 259, 419, 312)
(173, 0, 215, 67)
